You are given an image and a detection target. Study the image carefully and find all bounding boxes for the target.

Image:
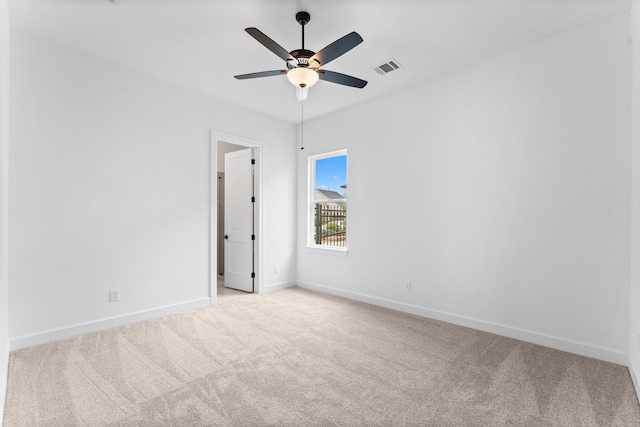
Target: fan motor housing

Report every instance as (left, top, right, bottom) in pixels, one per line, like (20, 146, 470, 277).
(289, 49, 319, 69)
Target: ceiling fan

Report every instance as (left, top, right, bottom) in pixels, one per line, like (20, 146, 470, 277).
(234, 11, 367, 100)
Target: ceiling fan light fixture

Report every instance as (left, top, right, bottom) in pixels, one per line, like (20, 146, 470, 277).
(287, 67, 319, 88)
(234, 11, 367, 95)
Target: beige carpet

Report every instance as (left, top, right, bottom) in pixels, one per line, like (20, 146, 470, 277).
(4, 287, 640, 426)
(216, 277, 250, 302)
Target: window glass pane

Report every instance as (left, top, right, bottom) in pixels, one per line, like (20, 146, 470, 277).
(312, 153, 347, 248)
(313, 202, 347, 247)
(315, 155, 346, 197)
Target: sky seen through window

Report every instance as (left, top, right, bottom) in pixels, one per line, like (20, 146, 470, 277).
(315, 155, 346, 197)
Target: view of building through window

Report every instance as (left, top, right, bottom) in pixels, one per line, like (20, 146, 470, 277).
(310, 152, 347, 248)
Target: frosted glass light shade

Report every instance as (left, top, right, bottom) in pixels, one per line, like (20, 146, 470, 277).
(287, 67, 319, 88)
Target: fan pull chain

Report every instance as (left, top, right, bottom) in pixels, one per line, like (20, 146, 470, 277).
(300, 98, 305, 150)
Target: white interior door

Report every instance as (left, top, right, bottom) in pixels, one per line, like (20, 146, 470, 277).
(224, 148, 254, 292)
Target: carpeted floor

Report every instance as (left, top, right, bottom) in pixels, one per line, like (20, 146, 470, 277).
(216, 276, 250, 301)
(4, 287, 640, 426)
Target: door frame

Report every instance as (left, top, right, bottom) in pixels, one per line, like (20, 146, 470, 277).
(210, 130, 263, 304)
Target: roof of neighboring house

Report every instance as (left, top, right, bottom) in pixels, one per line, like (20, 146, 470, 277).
(315, 189, 345, 200)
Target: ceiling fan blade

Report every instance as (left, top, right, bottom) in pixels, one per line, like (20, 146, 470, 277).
(245, 28, 296, 62)
(234, 70, 287, 80)
(310, 32, 363, 67)
(318, 70, 367, 88)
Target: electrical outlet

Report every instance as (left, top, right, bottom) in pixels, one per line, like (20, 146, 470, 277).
(109, 289, 120, 302)
(274, 265, 279, 274)
(404, 281, 412, 292)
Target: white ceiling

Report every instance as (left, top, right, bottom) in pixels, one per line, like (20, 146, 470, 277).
(8, 0, 632, 124)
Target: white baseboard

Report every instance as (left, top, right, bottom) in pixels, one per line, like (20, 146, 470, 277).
(10, 297, 211, 351)
(297, 281, 628, 366)
(629, 356, 640, 402)
(0, 339, 8, 427)
(263, 281, 296, 294)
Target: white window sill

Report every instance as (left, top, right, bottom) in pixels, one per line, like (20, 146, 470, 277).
(306, 246, 349, 257)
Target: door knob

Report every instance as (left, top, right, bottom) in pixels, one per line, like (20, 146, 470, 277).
(224, 235, 229, 239)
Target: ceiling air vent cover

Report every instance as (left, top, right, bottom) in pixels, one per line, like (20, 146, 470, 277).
(373, 59, 402, 75)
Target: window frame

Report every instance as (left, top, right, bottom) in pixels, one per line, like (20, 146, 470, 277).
(307, 149, 348, 255)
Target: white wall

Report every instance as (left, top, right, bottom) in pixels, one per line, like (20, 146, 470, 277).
(630, 0, 640, 394)
(297, 14, 631, 364)
(0, 0, 9, 422)
(9, 31, 297, 347)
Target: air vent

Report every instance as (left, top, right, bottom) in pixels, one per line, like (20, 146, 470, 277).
(373, 59, 402, 76)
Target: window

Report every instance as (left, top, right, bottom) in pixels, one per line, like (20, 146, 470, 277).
(308, 150, 347, 250)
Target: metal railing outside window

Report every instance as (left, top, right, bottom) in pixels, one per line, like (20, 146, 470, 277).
(314, 202, 347, 247)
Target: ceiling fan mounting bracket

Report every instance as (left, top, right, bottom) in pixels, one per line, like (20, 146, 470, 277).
(296, 12, 311, 26)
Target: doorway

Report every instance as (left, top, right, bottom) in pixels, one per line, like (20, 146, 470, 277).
(211, 131, 263, 304)
(217, 170, 249, 301)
